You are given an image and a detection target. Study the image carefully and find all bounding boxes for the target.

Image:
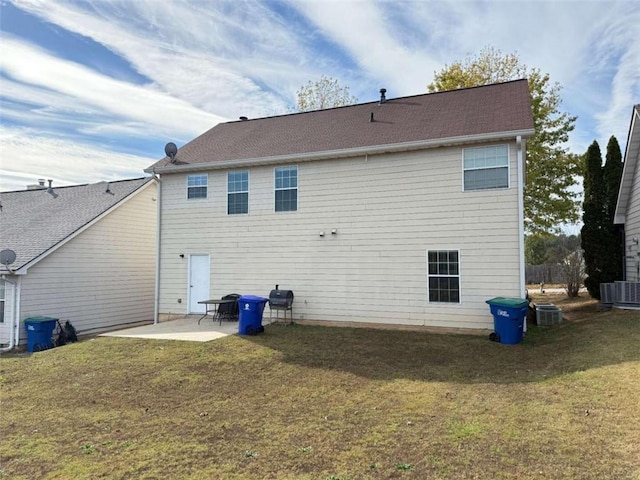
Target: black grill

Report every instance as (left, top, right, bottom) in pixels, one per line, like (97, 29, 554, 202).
(268, 286, 294, 324)
(269, 288, 294, 309)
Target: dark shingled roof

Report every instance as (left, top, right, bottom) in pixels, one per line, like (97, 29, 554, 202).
(146, 79, 534, 171)
(0, 177, 153, 273)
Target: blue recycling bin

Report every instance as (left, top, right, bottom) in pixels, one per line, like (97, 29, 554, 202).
(24, 316, 58, 352)
(485, 297, 529, 345)
(238, 295, 268, 335)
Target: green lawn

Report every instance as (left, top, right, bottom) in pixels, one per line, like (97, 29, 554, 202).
(1, 295, 639, 479)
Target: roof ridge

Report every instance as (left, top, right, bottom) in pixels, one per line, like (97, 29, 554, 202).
(0, 176, 149, 195)
(229, 79, 530, 123)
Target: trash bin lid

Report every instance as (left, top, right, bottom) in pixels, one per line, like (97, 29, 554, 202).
(239, 295, 268, 303)
(24, 316, 59, 323)
(485, 297, 529, 308)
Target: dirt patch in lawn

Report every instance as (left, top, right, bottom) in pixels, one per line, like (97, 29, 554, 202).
(1, 297, 639, 479)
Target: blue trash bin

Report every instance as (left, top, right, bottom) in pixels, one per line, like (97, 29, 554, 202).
(485, 297, 529, 345)
(238, 295, 268, 335)
(24, 316, 58, 352)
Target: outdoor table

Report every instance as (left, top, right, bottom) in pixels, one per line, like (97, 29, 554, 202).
(197, 298, 237, 325)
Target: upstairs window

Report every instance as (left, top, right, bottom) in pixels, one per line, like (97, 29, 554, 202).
(228, 171, 249, 214)
(463, 145, 509, 191)
(187, 174, 208, 199)
(427, 250, 460, 303)
(275, 166, 297, 212)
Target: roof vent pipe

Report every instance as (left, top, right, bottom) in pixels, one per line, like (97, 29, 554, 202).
(239, 116, 248, 121)
(370, 112, 374, 122)
(46, 179, 57, 198)
(38, 179, 45, 186)
(379, 88, 387, 104)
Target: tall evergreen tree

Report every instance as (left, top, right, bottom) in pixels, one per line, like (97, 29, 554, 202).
(603, 136, 624, 281)
(604, 136, 623, 220)
(581, 141, 608, 299)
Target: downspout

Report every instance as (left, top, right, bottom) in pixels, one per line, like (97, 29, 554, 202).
(152, 173, 162, 324)
(620, 228, 626, 281)
(516, 136, 527, 333)
(0, 276, 19, 353)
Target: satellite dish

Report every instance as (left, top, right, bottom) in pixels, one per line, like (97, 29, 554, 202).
(164, 142, 178, 163)
(0, 249, 16, 267)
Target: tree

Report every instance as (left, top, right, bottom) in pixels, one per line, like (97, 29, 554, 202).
(428, 46, 580, 235)
(581, 141, 608, 299)
(562, 248, 584, 298)
(525, 234, 552, 265)
(525, 233, 579, 265)
(603, 135, 624, 281)
(296, 75, 358, 112)
(604, 136, 623, 220)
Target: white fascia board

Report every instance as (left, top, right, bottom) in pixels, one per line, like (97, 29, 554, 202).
(615, 106, 640, 224)
(145, 129, 535, 174)
(13, 178, 157, 275)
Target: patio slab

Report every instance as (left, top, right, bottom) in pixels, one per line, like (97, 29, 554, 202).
(100, 317, 239, 342)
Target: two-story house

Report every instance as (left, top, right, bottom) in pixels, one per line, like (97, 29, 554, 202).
(145, 80, 534, 332)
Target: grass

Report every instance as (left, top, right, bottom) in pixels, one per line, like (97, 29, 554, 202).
(1, 294, 639, 479)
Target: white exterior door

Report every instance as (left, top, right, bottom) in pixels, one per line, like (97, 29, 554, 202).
(188, 254, 210, 313)
(0, 279, 13, 346)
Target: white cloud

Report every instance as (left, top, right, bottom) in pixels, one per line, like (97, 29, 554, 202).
(0, 126, 155, 192)
(289, 1, 440, 95)
(590, 8, 640, 149)
(10, 0, 302, 117)
(1, 35, 223, 139)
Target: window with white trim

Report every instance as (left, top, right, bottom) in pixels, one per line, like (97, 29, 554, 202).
(275, 166, 297, 212)
(0, 279, 5, 323)
(463, 145, 509, 191)
(427, 250, 460, 303)
(228, 171, 249, 214)
(187, 174, 208, 199)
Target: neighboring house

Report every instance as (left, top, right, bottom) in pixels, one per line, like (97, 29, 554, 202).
(146, 80, 535, 332)
(0, 178, 157, 349)
(615, 104, 640, 282)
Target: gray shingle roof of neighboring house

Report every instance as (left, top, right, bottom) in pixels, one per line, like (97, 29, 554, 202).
(0, 177, 154, 273)
(146, 79, 534, 173)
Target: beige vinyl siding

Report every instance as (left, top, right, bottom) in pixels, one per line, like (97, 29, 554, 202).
(16, 184, 157, 342)
(158, 142, 521, 330)
(624, 150, 640, 281)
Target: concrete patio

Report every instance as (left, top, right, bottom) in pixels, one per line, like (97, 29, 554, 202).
(100, 316, 239, 342)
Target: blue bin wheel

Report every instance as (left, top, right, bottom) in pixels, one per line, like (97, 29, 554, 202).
(489, 332, 500, 342)
(246, 326, 257, 336)
(259, 326, 264, 333)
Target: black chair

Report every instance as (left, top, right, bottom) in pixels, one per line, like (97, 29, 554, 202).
(218, 294, 240, 322)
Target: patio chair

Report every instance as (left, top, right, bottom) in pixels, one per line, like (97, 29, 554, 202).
(218, 294, 240, 322)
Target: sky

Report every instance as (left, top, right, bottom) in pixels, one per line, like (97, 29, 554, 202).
(0, 0, 639, 194)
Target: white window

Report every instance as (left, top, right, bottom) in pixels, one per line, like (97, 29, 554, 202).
(275, 166, 297, 212)
(187, 174, 208, 199)
(463, 145, 509, 191)
(427, 250, 460, 303)
(0, 280, 5, 323)
(228, 171, 249, 214)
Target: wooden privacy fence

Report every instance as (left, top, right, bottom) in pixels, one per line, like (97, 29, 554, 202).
(525, 264, 566, 284)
